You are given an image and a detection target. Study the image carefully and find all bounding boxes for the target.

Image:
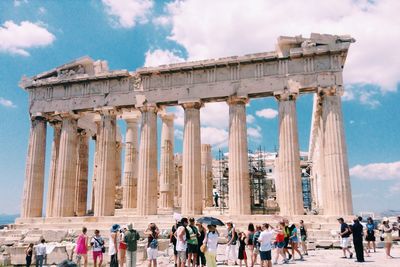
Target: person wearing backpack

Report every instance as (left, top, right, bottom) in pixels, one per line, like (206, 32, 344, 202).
(91, 229, 105, 267)
(124, 223, 140, 267)
(186, 218, 199, 267)
(144, 223, 159, 267)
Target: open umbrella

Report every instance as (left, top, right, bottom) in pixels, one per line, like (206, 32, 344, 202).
(196, 216, 225, 226)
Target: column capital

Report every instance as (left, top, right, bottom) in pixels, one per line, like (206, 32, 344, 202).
(138, 104, 158, 113)
(77, 128, 88, 137)
(274, 90, 298, 101)
(54, 111, 80, 120)
(160, 113, 175, 122)
(95, 107, 120, 116)
(30, 112, 47, 121)
(179, 99, 203, 110)
(318, 86, 344, 97)
(227, 95, 248, 105)
(49, 120, 62, 128)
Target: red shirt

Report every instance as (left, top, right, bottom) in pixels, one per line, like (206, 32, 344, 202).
(276, 232, 284, 242)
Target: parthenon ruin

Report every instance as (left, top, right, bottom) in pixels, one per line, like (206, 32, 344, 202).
(18, 33, 354, 220)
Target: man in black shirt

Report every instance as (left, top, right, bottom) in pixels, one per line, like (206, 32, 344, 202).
(352, 217, 365, 262)
(338, 218, 353, 259)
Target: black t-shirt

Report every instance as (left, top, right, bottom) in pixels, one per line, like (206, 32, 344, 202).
(351, 222, 363, 239)
(299, 225, 307, 236)
(341, 223, 351, 238)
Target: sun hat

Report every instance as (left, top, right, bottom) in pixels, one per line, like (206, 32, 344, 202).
(111, 224, 120, 232)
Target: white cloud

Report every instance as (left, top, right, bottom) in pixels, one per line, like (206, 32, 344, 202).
(247, 125, 262, 140)
(152, 16, 171, 27)
(0, 21, 55, 56)
(13, 0, 27, 7)
(255, 108, 278, 119)
(0, 97, 17, 108)
(201, 127, 228, 148)
(174, 129, 183, 140)
(102, 0, 153, 28)
(350, 161, 400, 180)
(164, 0, 400, 92)
(144, 49, 185, 67)
(247, 114, 255, 124)
(200, 102, 229, 129)
(343, 85, 381, 108)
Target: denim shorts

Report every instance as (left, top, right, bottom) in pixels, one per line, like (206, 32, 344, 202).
(260, 250, 271, 261)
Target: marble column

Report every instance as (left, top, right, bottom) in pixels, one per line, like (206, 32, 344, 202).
(228, 97, 251, 215)
(276, 92, 304, 215)
(122, 115, 139, 209)
(159, 114, 175, 209)
(94, 109, 117, 216)
(53, 115, 78, 217)
(21, 116, 47, 218)
(201, 144, 214, 208)
(136, 105, 158, 215)
(320, 87, 353, 215)
(115, 138, 122, 186)
(181, 101, 202, 215)
(90, 122, 101, 213)
(45, 121, 61, 217)
(74, 129, 89, 216)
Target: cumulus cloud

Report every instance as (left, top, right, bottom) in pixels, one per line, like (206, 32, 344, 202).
(0, 20, 55, 56)
(164, 0, 400, 92)
(0, 97, 17, 108)
(174, 129, 183, 140)
(200, 102, 229, 129)
(247, 114, 255, 124)
(152, 16, 171, 27)
(144, 49, 185, 67)
(248, 125, 262, 140)
(255, 108, 278, 119)
(201, 127, 228, 148)
(350, 161, 400, 180)
(102, 0, 153, 28)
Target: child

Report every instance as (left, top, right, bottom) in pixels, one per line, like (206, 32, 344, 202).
(238, 231, 248, 267)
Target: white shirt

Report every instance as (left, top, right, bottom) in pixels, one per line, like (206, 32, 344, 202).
(176, 226, 187, 252)
(206, 232, 219, 252)
(35, 243, 46, 256)
(109, 233, 118, 255)
(258, 230, 273, 251)
(91, 236, 104, 252)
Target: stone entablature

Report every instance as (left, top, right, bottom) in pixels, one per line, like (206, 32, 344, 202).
(21, 33, 354, 114)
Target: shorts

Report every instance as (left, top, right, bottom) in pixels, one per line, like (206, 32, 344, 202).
(93, 251, 103, 261)
(341, 237, 350, 248)
(147, 248, 158, 260)
(276, 242, 285, 249)
(301, 235, 307, 242)
(284, 238, 290, 248)
(119, 242, 127, 250)
(187, 243, 198, 254)
(260, 250, 271, 261)
(177, 251, 187, 261)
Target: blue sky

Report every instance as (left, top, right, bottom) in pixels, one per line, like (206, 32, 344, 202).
(0, 0, 399, 215)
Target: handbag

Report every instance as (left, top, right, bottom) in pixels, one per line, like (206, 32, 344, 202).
(200, 232, 210, 253)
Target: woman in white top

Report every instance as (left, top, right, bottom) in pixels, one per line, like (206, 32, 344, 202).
(109, 224, 120, 267)
(204, 225, 219, 267)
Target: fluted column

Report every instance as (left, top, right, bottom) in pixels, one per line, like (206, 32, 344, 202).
(45, 121, 61, 217)
(320, 87, 353, 215)
(94, 109, 117, 216)
(53, 114, 78, 217)
(201, 144, 213, 208)
(159, 114, 175, 209)
(228, 97, 251, 215)
(74, 129, 89, 216)
(181, 101, 202, 215)
(137, 105, 158, 215)
(90, 121, 101, 213)
(122, 115, 139, 209)
(21, 116, 47, 218)
(276, 92, 304, 215)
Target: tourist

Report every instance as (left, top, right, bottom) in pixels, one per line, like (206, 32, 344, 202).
(337, 218, 353, 259)
(144, 223, 159, 267)
(196, 222, 206, 267)
(91, 229, 104, 267)
(282, 219, 292, 260)
(224, 221, 238, 265)
(124, 223, 140, 267)
(109, 224, 120, 267)
(119, 227, 127, 267)
(365, 217, 376, 253)
(176, 217, 189, 267)
(170, 220, 179, 267)
(252, 225, 262, 266)
(35, 239, 46, 267)
(213, 192, 219, 207)
(299, 220, 308, 256)
(246, 223, 255, 267)
(288, 223, 303, 261)
(237, 231, 248, 267)
(351, 217, 365, 262)
(204, 225, 219, 267)
(381, 217, 394, 259)
(258, 223, 275, 267)
(75, 227, 89, 267)
(187, 218, 199, 267)
(273, 223, 287, 265)
(25, 243, 34, 267)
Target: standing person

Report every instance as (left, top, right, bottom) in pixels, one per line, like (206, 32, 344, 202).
(252, 225, 262, 266)
(124, 223, 140, 267)
(299, 220, 308, 256)
(26, 243, 34, 267)
(187, 218, 199, 267)
(289, 224, 303, 261)
(144, 223, 159, 267)
(91, 230, 105, 267)
(204, 225, 219, 267)
(237, 232, 248, 267)
(213, 192, 219, 207)
(246, 223, 255, 267)
(109, 224, 120, 267)
(258, 223, 274, 267)
(381, 218, 394, 259)
(365, 217, 376, 253)
(170, 220, 179, 267)
(224, 221, 238, 265)
(282, 219, 292, 260)
(352, 217, 365, 263)
(75, 227, 89, 267)
(337, 218, 353, 259)
(196, 222, 207, 267)
(35, 239, 46, 267)
(176, 218, 189, 267)
(273, 223, 287, 265)
(119, 227, 127, 267)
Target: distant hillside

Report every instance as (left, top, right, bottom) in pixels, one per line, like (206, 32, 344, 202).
(0, 214, 18, 225)
(380, 210, 400, 217)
